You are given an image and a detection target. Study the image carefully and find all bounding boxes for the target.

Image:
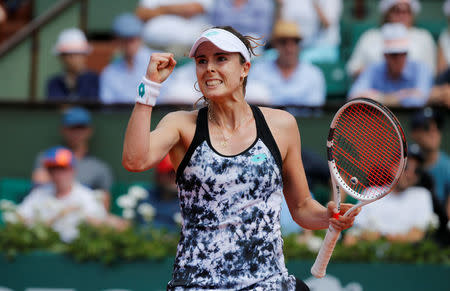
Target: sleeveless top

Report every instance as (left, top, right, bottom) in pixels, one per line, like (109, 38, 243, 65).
(167, 105, 296, 290)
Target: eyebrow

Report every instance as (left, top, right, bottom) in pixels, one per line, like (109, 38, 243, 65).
(195, 52, 229, 59)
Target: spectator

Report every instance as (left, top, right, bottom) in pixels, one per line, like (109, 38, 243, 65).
(344, 147, 434, 245)
(437, 0, 450, 74)
(210, 0, 275, 45)
(279, 0, 343, 63)
(409, 143, 450, 246)
(348, 23, 433, 108)
(136, 0, 213, 56)
(46, 28, 99, 101)
(347, 0, 436, 78)
(429, 66, 450, 108)
(248, 21, 326, 107)
(18, 147, 121, 242)
(100, 13, 153, 104)
(32, 107, 114, 210)
(410, 107, 449, 217)
(136, 155, 180, 231)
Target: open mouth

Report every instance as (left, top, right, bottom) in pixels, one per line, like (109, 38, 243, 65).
(206, 80, 223, 87)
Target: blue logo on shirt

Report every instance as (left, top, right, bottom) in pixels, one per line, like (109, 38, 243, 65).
(251, 153, 267, 163)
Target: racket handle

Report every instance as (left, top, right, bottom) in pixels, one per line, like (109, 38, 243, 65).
(311, 226, 341, 278)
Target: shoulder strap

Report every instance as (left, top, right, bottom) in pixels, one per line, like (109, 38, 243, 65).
(176, 107, 208, 181)
(251, 105, 283, 172)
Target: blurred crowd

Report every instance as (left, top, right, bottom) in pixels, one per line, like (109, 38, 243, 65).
(0, 0, 448, 246)
(32, 0, 449, 108)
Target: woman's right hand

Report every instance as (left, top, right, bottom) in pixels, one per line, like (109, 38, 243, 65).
(146, 53, 177, 84)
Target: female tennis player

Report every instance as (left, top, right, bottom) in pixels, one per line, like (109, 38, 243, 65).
(122, 26, 359, 290)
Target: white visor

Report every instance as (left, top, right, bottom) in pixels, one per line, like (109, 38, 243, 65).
(189, 28, 251, 63)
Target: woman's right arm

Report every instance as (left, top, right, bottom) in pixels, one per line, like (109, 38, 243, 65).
(122, 53, 178, 172)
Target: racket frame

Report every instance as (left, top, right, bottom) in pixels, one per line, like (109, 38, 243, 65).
(311, 98, 407, 278)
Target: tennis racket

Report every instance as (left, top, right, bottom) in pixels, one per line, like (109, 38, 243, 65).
(310, 98, 407, 278)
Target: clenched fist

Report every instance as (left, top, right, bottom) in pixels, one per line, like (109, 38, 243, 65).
(146, 53, 177, 84)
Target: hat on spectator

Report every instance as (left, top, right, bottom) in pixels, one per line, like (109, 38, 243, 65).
(112, 13, 143, 38)
(271, 20, 302, 41)
(62, 106, 92, 127)
(410, 107, 444, 130)
(382, 23, 409, 54)
(42, 146, 76, 168)
(157, 155, 174, 174)
(53, 28, 91, 55)
(444, 0, 450, 17)
(379, 0, 421, 15)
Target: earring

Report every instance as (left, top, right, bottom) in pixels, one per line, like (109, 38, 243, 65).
(194, 81, 200, 92)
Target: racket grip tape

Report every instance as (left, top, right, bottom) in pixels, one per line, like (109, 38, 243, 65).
(311, 227, 341, 278)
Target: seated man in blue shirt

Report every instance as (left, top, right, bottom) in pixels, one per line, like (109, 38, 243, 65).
(348, 23, 433, 108)
(248, 21, 326, 108)
(100, 13, 153, 104)
(410, 107, 449, 220)
(46, 28, 99, 101)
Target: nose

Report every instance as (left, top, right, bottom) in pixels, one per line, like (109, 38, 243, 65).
(206, 61, 216, 73)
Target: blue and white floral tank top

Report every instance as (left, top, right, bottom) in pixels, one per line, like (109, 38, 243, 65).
(167, 105, 296, 290)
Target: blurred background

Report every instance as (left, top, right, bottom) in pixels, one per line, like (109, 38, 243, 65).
(0, 0, 448, 290)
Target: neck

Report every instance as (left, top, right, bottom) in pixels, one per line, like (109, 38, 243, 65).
(55, 184, 73, 198)
(65, 70, 82, 88)
(277, 58, 298, 79)
(234, 0, 247, 8)
(71, 143, 88, 159)
(125, 51, 137, 68)
(423, 149, 440, 168)
(388, 71, 402, 80)
(208, 98, 252, 131)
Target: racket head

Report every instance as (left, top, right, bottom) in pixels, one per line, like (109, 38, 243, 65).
(327, 98, 407, 201)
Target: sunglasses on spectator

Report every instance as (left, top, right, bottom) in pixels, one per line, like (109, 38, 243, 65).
(66, 125, 89, 129)
(276, 38, 302, 46)
(391, 5, 412, 14)
(386, 52, 407, 57)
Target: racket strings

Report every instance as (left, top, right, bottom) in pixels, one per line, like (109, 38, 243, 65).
(338, 105, 401, 177)
(340, 105, 400, 158)
(335, 112, 400, 190)
(332, 103, 402, 197)
(338, 105, 401, 190)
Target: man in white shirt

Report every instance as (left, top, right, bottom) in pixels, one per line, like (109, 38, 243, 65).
(249, 21, 326, 107)
(18, 147, 116, 242)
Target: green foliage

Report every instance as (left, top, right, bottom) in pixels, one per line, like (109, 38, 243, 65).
(283, 233, 450, 265)
(66, 224, 178, 265)
(1, 223, 449, 265)
(0, 223, 64, 260)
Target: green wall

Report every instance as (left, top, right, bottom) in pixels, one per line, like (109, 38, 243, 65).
(0, 253, 449, 291)
(0, 40, 32, 100)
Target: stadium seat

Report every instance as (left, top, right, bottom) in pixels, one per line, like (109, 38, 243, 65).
(0, 178, 32, 204)
(314, 62, 350, 101)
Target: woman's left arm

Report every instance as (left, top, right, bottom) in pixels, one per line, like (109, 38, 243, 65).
(280, 112, 358, 231)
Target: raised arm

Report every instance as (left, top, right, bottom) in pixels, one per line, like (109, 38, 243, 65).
(122, 53, 178, 172)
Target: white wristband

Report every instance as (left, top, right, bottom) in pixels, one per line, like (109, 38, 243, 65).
(135, 77, 162, 106)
